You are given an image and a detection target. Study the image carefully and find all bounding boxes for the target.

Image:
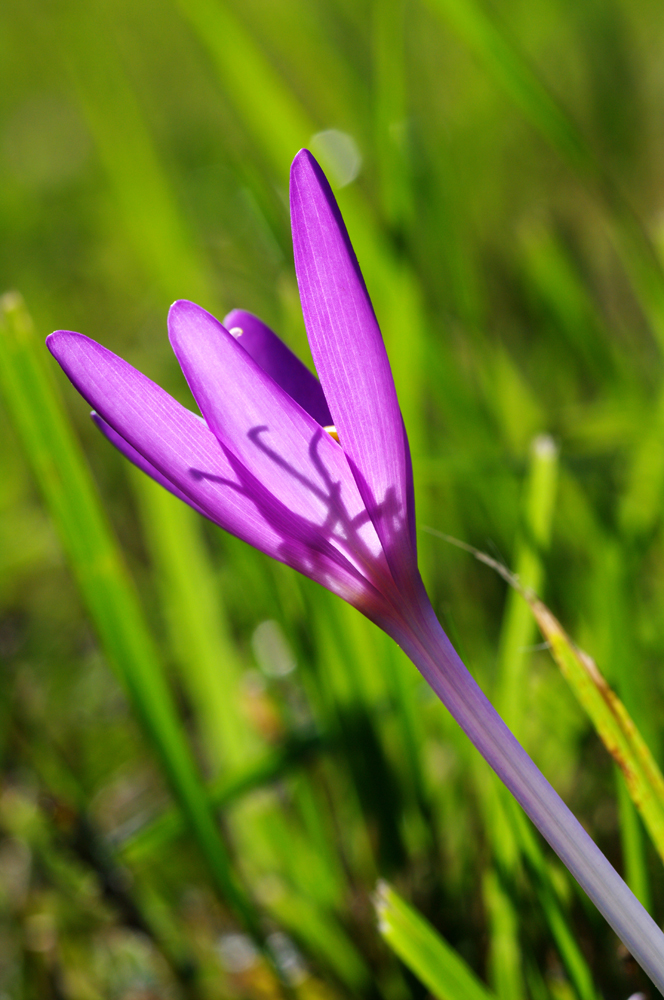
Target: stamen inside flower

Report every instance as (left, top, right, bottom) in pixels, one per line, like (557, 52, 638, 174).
(323, 425, 339, 442)
(229, 327, 244, 338)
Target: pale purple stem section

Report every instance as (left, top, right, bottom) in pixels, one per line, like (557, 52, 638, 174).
(392, 598, 664, 992)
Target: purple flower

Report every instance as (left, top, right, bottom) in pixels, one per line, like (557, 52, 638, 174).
(47, 150, 664, 990)
(47, 152, 426, 645)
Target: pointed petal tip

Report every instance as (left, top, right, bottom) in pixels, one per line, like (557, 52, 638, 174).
(46, 329, 86, 361)
(168, 298, 196, 321)
(290, 148, 326, 188)
(169, 298, 221, 324)
(46, 329, 68, 347)
(168, 300, 227, 355)
(290, 147, 349, 266)
(292, 147, 314, 168)
(290, 150, 338, 206)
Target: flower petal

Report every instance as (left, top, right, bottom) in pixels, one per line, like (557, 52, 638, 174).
(47, 329, 284, 559)
(91, 411, 210, 518)
(48, 328, 390, 609)
(94, 394, 381, 608)
(168, 300, 388, 585)
(289, 149, 416, 584)
(223, 309, 332, 426)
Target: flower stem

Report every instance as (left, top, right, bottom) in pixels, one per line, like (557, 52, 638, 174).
(395, 601, 664, 991)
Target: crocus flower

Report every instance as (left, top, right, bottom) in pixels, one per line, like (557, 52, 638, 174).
(47, 150, 664, 990)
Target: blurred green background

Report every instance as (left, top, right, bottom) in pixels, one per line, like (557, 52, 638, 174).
(2, 0, 664, 997)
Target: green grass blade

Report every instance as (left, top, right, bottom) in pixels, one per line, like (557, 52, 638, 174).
(119, 731, 323, 864)
(375, 882, 497, 1000)
(132, 471, 252, 773)
(502, 794, 599, 1000)
(619, 386, 664, 539)
(495, 434, 559, 734)
(371, 0, 412, 231)
(479, 768, 598, 1000)
(616, 772, 651, 910)
(264, 885, 371, 991)
(0, 292, 259, 936)
(518, 224, 614, 378)
(482, 867, 525, 1000)
(423, 0, 593, 177)
(51, 0, 213, 306)
(173, 0, 312, 180)
(586, 539, 654, 907)
(424, 0, 664, 353)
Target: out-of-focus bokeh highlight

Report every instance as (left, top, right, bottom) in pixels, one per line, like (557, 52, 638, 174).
(2, 0, 664, 997)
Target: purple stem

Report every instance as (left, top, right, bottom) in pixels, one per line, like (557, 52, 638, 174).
(393, 599, 664, 991)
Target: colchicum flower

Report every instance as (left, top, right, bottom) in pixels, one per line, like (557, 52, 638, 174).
(48, 150, 664, 989)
